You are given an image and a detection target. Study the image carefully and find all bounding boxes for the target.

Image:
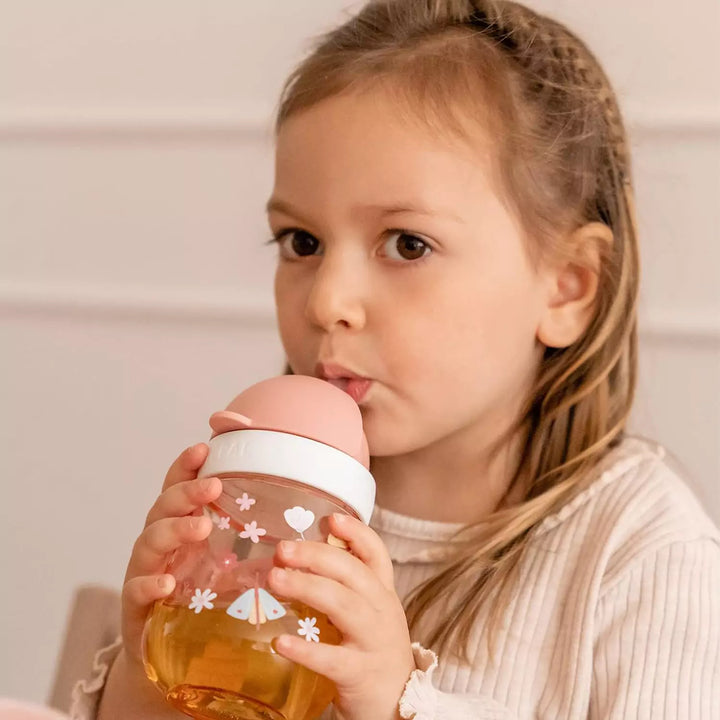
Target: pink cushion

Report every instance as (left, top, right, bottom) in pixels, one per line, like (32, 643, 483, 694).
(0, 699, 69, 719)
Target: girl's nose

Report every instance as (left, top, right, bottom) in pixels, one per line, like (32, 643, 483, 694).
(304, 254, 367, 332)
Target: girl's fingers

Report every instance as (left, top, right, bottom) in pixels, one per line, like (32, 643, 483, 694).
(123, 573, 175, 612)
(121, 443, 211, 661)
(328, 514, 395, 590)
(126, 515, 213, 581)
(144, 476, 222, 527)
(274, 633, 349, 686)
(268, 567, 367, 638)
(275, 539, 382, 601)
(121, 574, 175, 660)
(161, 443, 209, 492)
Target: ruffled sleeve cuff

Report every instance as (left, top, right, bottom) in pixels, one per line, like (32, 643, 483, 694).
(398, 643, 439, 719)
(399, 643, 517, 720)
(68, 636, 123, 720)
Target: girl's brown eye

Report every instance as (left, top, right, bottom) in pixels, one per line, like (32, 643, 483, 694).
(384, 231, 432, 262)
(278, 230, 321, 258)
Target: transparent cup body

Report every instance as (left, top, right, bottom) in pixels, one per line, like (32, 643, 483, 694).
(142, 473, 357, 720)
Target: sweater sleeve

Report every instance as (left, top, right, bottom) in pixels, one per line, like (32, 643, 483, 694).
(590, 538, 720, 719)
(398, 644, 518, 720)
(68, 636, 123, 720)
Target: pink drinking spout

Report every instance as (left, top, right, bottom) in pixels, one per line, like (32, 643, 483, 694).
(208, 374, 370, 468)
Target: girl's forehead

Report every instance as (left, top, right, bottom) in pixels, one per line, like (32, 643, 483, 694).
(276, 87, 492, 161)
(272, 89, 499, 212)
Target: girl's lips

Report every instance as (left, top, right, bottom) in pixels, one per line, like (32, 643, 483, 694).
(326, 377, 373, 403)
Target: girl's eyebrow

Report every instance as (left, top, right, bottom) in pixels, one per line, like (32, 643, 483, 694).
(266, 197, 465, 224)
(266, 197, 307, 219)
(359, 202, 466, 223)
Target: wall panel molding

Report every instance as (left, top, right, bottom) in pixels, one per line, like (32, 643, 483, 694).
(0, 110, 272, 141)
(0, 106, 719, 140)
(0, 282, 276, 325)
(1, 281, 718, 343)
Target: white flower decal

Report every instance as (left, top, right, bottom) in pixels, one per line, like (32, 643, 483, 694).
(235, 492, 256, 511)
(297, 616, 320, 642)
(189, 588, 217, 614)
(217, 516, 231, 530)
(239, 520, 267, 544)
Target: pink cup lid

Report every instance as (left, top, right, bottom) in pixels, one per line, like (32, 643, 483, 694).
(209, 375, 370, 468)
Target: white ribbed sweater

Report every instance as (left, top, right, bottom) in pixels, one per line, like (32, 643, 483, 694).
(72, 438, 720, 719)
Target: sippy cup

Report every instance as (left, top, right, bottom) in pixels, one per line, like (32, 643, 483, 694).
(142, 375, 375, 720)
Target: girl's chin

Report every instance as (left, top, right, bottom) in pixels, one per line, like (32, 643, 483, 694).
(362, 412, 418, 458)
(360, 409, 390, 455)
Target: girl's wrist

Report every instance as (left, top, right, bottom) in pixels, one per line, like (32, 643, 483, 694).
(98, 647, 184, 720)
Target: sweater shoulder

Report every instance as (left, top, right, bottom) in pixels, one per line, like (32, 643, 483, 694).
(534, 438, 719, 586)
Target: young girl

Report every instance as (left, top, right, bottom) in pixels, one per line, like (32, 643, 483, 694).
(72, 1, 720, 718)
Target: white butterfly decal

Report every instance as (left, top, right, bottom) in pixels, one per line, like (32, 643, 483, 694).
(226, 587, 287, 625)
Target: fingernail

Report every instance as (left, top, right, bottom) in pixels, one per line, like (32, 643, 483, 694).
(272, 634, 291, 654)
(332, 513, 347, 524)
(157, 575, 172, 593)
(199, 477, 217, 492)
(189, 516, 208, 532)
(275, 634, 291, 651)
(280, 541, 295, 556)
(272, 567, 288, 583)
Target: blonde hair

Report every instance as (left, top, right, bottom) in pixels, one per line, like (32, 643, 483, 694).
(275, 0, 639, 660)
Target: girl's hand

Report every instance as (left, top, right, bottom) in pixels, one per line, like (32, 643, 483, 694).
(120, 443, 222, 664)
(268, 514, 415, 720)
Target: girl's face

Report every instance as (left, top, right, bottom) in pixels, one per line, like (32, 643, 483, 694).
(269, 89, 549, 458)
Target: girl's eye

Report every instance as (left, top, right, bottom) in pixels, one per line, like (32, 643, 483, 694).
(270, 228, 431, 262)
(274, 230, 322, 259)
(383, 231, 432, 262)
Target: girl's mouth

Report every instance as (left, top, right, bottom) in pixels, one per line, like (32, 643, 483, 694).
(326, 377, 373, 404)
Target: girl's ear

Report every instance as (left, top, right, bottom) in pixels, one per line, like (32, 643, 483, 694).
(537, 222, 613, 349)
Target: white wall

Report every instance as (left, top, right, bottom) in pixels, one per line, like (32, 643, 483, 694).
(1, 0, 718, 704)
